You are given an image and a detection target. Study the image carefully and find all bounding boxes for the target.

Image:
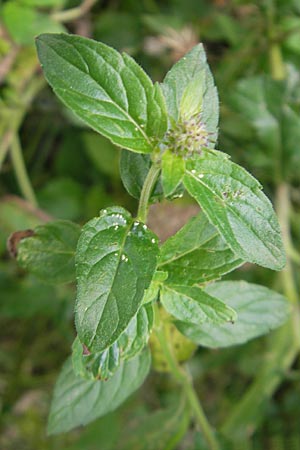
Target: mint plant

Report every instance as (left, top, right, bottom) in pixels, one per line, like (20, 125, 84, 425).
(12, 33, 290, 449)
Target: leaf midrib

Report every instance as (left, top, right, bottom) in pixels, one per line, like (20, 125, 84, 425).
(43, 41, 153, 148)
(185, 169, 279, 261)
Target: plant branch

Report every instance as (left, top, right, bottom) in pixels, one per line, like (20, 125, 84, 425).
(51, 0, 97, 23)
(266, 1, 286, 80)
(276, 183, 300, 343)
(221, 183, 300, 441)
(10, 134, 38, 208)
(153, 304, 220, 450)
(137, 163, 161, 223)
(0, 76, 45, 171)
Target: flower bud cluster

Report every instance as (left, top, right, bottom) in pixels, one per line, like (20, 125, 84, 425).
(164, 113, 211, 158)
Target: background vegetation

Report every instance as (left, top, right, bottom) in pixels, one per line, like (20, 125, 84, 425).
(0, 0, 300, 448)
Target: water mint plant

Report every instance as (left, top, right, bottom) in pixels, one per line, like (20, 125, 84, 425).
(12, 33, 289, 449)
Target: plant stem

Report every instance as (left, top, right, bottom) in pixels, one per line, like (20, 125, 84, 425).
(137, 163, 161, 223)
(139, 165, 219, 449)
(221, 183, 300, 441)
(10, 134, 38, 208)
(276, 183, 300, 343)
(153, 305, 220, 450)
(266, 1, 286, 80)
(51, 0, 97, 23)
(0, 76, 45, 171)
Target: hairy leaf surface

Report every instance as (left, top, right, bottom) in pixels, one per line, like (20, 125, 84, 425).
(161, 284, 237, 325)
(176, 281, 290, 348)
(183, 150, 285, 270)
(17, 220, 80, 284)
(48, 349, 151, 434)
(159, 213, 243, 285)
(75, 207, 159, 352)
(36, 33, 167, 153)
(73, 304, 153, 380)
(162, 43, 219, 144)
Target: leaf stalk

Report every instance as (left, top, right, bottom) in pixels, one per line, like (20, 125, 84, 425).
(137, 163, 161, 223)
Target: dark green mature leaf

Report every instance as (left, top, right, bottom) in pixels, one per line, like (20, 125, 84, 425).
(161, 285, 237, 325)
(73, 304, 153, 380)
(117, 396, 189, 450)
(17, 220, 80, 284)
(120, 150, 163, 200)
(36, 33, 167, 153)
(159, 213, 243, 285)
(48, 349, 151, 434)
(183, 150, 285, 270)
(75, 207, 159, 353)
(161, 43, 219, 144)
(176, 281, 290, 348)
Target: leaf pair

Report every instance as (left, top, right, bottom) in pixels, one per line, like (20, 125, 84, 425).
(72, 303, 153, 380)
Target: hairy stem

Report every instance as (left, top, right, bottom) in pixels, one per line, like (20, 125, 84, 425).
(153, 305, 220, 450)
(10, 135, 38, 208)
(137, 163, 160, 223)
(139, 164, 220, 449)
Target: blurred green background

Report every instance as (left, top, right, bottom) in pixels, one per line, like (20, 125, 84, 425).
(0, 0, 300, 449)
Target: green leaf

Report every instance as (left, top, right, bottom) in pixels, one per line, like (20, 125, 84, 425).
(17, 220, 80, 284)
(159, 213, 243, 285)
(142, 270, 168, 304)
(161, 43, 219, 144)
(117, 396, 189, 450)
(0, 196, 43, 255)
(75, 207, 159, 353)
(72, 336, 120, 381)
(2, 3, 64, 46)
(176, 281, 290, 348)
(120, 150, 163, 200)
(161, 149, 185, 197)
(48, 349, 151, 434)
(36, 33, 167, 153)
(183, 149, 286, 270)
(118, 302, 154, 360)
(73, 303, 153, 380)
(230, 74, 300, 182)
(161, 284, 237, 325)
